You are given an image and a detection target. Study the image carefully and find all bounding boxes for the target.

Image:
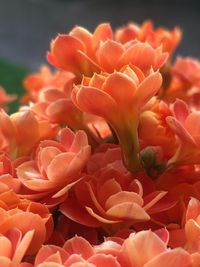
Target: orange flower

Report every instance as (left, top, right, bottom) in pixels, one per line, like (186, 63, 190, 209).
(122, 230, 192, 267)
(0, 228, 34, 266)
(116, 20, 182, 55)
(72, 66, 162, 171)
(60, 167, 172, 230)
(0, 191, 53, 254)
(0, 109, 58, 159)
(0, 86, 16, 111)
(166, 99, 200, 167)
(31, 87, 84, 129)
(161, 57, 200, 108)
(47, 23, 168, 78)
(139, 100, 177, 158)
(22, 65, 75, 103)
(0, 153, 21, 193)
(17, 128, 91, 206)
(33, 236, 121, 267)
(172, 57, 200, 86)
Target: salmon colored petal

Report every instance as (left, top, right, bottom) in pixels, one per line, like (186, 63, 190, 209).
(70, 131, 89, 153)
(63, 236, 94, 259)
(86, 207, 121, 224)
(154, 228, 169, 245)
(173, 99, 190, 124)
(102, 72, 137, 107)
(118, 43, 156, 72)
(47, 153, 75, 182)
(64, 255, 94, 267)
(48, 147, 90, 183)
(185, 219, 200, 250)
(133, 71, 162, 110)
(77, 50, 101, 75)
(20, 263, 33, 267)
(143, 191, 167, 211)
(39, 89, 65, 102)
(37, 263, 64, 267)
(46, 52, 62, 70)
(48, 100, 82, 127)
(86, 182, 107, 216)
(70, 26, 92, 55)
(0, 236, 12, 257)
(12, 230, 35, 265)
(166, 116, 196, 145)
(154, 47, 168, 69)
(72, 86, 118, 121)
(52, 179, 81, 198)
(122, 231, 166, 266)
(59, 128, 75, 151)
(105, 191, 143, 210)
(74, 180, 94, 207)
(0, 174, 21, 193)
(92, 23, 113, 51)
(144, 249, 192, 267)
(97, 179, 122, 207)
(0, 257, 11, 267)
(185, 112, 200, 137)
(191, 253, 200, 267)
(39, 147, 61, 174)
(106, 202, 150, 221)
(0, 212, 46, 254)
(88, 254, 121, 267)
(89, 73, 107, 89)
(17, 161, 55, 191)
(60, 198, 101, 227)
(50, 35, 85, 73)
(11, 111, 39, 144)
(186, 198, 200, 221)
(97, 40, 125, 72)
(6, 228, 22, 253)
(45, 252, 63, 263)
(35, 245, 68, 266)
(122, 64, 145, 83)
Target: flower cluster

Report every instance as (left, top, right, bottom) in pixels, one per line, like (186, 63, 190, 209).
(1, 20, 200, 266)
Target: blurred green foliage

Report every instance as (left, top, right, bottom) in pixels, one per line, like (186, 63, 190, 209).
(0, 58, 29, 113)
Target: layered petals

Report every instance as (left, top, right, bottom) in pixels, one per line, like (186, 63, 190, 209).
(17, 128, 91, 205)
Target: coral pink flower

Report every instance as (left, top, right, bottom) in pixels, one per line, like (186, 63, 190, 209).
(0, 86, 16, 111)
(72, 65, 162, 171)
(0, 191, 53, 254)
(164, 58, 200, 108)
(172, 57, 200, 87)
(17, 128, 91, 205)
(115, 20, 182, 55)
(0, 153, 21, 193)
(122, 230, 192, 267)
(31, 87, 84, 129)
(166, 99, 200, 166)
(47, 23, 168, 78)
(139, 100, 177, 158)
(22, 65, 75, 103)
(60, 166, 173, 230)
(33, 236, 121, 267)
(0, 228, 34, 266)
(0, 109, 58, 159)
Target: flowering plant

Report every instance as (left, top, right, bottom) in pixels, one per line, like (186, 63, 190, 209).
(1, 20, 200, 266)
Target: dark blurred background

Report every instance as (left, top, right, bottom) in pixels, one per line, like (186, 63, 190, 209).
(0, 0, 200, 69)
(0, 0, 200, 111)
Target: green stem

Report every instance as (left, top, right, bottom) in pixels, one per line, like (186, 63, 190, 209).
(115, 117, 141, 172)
